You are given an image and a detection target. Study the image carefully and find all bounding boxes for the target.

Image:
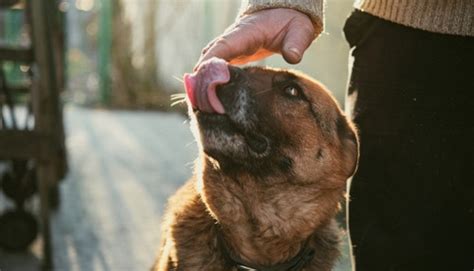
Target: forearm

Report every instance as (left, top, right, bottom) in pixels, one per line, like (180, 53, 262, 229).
(241, 0, 324, 37)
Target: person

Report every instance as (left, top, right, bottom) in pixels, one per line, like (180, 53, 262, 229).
(196, 1, 474, 270)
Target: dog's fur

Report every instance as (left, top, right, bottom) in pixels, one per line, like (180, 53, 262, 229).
(152, 66, 359, 271)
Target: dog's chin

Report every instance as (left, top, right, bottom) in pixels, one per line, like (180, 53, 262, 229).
(194, 111, 271, 168)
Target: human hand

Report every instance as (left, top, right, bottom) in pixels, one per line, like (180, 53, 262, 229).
(195, 8, 317, 69)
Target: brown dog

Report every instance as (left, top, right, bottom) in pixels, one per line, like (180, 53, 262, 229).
(152, 58, 359, 271)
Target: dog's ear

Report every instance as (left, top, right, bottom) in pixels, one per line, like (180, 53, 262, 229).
(335, 114, 359, 177)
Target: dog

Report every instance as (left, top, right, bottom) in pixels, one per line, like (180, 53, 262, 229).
(152, 58, 359, 271)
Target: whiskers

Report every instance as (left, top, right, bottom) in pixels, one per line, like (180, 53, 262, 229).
(170, 93, 187, 107)
(169, 75, 188, 107)
(255, 87, 273, 96)
(172, 75, 184, 83)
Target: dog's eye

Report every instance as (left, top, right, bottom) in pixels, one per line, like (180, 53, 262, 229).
(283, 85, 301, 98)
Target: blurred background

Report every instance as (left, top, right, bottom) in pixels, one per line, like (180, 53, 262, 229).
(0, 0, 354, 270)
(63, 0, 353, 108)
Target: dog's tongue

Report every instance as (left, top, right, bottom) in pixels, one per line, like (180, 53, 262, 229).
(184, 58, 229, 114)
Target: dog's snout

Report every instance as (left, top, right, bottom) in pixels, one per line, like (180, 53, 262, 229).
(216, 66, 246, 106)
(215, 66, 256, 131)
(228, 65, 244, 82)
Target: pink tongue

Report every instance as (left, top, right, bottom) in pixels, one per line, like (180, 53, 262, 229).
(183, 57, 229, 114)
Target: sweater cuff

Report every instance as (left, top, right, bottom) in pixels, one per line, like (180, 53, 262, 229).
(241, 0, 324, 37)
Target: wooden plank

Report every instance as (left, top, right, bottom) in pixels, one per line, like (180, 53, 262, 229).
(0, 130, 57, 160)
(8, 84, 31, 94)
(0, 46, 34, 63)
(0, 0, 20, 8)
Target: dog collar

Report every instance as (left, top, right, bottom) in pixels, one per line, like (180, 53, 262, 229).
(218, 233, 315, 271)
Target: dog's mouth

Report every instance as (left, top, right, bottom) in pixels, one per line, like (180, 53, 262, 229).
(184, 58, 229, 114)
(184, 58, 270, 159)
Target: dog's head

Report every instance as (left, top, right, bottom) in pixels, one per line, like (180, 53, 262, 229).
(185, 58, 358, 184)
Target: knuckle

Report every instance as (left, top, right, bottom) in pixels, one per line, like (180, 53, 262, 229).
(214, 37, 233, 51)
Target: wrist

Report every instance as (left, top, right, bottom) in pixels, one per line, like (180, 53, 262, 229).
(241, 0, 324, 38)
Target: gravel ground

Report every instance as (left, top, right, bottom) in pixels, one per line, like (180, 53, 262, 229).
(0, 106, 351, 271)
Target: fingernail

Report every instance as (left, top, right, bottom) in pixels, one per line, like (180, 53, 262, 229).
(288, 47, 301, 58)
(284, 47, 302, 64)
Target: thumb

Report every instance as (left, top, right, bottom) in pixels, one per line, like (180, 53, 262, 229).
(281, 19, 315, 64)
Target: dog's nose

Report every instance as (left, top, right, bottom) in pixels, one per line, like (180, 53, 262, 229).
(215, 65, 248, 113)
(227, 65, 244, 82)
(216, 65, 245, 96)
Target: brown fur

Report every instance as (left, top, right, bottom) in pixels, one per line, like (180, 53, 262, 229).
(152, 67, 359, 271)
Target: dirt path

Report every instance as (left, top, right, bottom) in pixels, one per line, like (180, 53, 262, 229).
(52, 106, 197, 270)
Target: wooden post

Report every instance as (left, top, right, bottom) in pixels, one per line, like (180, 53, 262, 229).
(29, 0, 62, 269)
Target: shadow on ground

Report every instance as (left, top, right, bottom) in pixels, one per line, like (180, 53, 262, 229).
(0, 106, 352, 271)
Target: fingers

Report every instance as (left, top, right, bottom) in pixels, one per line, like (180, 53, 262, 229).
(195, 8, 317, 69)
(281, 18, 316, 64)
(195, 24, 262, 70)
(200, 36, 218, 58)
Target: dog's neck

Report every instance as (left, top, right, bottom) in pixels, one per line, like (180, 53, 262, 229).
(217, 228, 315, 271)
(198, 160, 341, 266)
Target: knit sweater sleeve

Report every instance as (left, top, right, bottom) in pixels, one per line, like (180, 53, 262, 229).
(241, 0, 324, 38)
